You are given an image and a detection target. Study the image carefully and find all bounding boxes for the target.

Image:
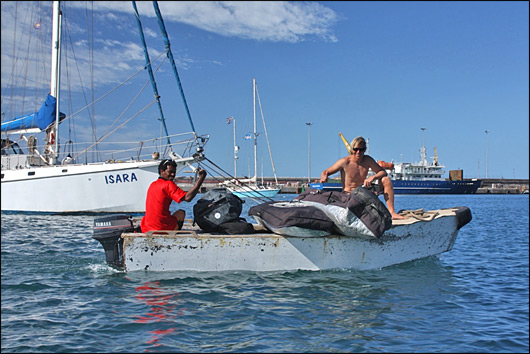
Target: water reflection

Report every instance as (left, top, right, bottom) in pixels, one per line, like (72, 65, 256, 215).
(133, 281, 183, 347)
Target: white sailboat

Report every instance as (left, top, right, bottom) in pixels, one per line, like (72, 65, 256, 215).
(221, 78, 280, 199)
(1, 2, 207, 213)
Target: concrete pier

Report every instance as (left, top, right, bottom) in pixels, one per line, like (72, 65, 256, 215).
(475, 178, 529, 194)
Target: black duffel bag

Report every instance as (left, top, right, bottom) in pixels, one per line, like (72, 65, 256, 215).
(193, 188, 254, 234)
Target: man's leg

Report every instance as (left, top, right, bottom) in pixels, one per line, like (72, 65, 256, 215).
(172, 209, 186, 230)
(380, 177, 407, 220)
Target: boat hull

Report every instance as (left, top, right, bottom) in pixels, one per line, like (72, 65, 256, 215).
(231, 187, 280, 199)
(118, 206, 469, 272)
(309, 182, 342, 192)
(310, 179, 482, 194)
(1, 158, 196, 213)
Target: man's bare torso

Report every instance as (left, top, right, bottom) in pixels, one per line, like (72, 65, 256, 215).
(341, 155, 372, 192)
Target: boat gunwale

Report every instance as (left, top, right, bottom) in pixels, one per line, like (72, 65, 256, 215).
(122, 207, 461, 240)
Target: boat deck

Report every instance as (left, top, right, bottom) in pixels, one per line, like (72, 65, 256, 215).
(129, 207, 460, 237)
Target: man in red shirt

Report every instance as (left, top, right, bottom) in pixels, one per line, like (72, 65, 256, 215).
(141, 159, 207, 232)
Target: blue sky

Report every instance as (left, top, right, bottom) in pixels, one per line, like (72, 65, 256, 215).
(2, 1, 528, 180)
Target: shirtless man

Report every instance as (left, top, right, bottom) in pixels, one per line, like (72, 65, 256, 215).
(320, 136, 406, 220)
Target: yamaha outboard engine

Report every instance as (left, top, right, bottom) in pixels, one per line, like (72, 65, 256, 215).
(92, 214, 134, 269)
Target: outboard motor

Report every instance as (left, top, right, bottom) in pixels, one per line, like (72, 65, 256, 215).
(92, 214, 134, 269)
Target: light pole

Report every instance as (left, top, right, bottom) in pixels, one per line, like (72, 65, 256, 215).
(485, 130, 489, 178)
(233, 118, 238, 178)
(306, 122, 313, 183)
(227, 116, 238, 177)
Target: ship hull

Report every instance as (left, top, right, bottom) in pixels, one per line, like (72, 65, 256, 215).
(310, 179, 481, 195)
(391, 179, 481, 194)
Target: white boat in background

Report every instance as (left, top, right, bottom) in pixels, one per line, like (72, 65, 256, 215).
(1, 2, 207, 213)
(93, 206, 472, 272)
(221, 78, 280, 199)
(222, 176, 281, 198)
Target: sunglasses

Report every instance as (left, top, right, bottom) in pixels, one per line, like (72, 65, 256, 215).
(352, 147, 366, 152)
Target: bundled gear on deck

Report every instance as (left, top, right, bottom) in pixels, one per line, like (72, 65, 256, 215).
(193, 188, 255, 234)
(249, 187, 392, 238)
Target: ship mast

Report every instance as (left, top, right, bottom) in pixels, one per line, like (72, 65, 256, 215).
(420, 127, 427, 166)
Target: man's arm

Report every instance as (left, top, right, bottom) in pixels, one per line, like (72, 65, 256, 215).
(320, 158, 344, 182)
(364, 157, 387, 185)
(183, 169, 207, 202)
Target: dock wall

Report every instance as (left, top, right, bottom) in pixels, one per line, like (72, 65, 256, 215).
(175, 177, 529, 195)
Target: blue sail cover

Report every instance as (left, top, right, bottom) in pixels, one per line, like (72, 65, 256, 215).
(1, 94, 65, 133)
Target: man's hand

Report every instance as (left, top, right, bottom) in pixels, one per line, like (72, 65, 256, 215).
(363, 177, 373, 188)
(184, 168, 208, 202)
(197, 168, 207, 179)
(320, 171, 328, 183)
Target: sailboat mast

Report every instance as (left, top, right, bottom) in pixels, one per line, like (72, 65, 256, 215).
(253, 78, 258, 182)
(50, 1, 62, 164)
(255, 85, 279, 185)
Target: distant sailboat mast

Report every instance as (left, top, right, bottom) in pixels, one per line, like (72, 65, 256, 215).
(255, 83, 279, 186)
(253, 78, 258, 183)
(220, 78, 280, 199)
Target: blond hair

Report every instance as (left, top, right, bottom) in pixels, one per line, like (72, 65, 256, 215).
(350, 136, 366, 149)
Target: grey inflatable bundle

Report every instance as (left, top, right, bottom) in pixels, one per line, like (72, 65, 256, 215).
(249, 188, 392, 238)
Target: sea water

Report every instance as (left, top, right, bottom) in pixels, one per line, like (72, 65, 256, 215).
(1, 194, 528, 353)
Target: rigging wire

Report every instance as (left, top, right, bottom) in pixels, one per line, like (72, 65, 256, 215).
(152, 2, 197, 136)
(71, 99, 156, 162)
(201, 156, 277, 204)
(133, 1, 172, 152)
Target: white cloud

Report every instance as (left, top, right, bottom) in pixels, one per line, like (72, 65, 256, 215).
(83, 1, 339, 43)
(1, 1, 340, 110)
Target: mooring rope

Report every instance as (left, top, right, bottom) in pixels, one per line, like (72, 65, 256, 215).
(397, 208, 439, 221)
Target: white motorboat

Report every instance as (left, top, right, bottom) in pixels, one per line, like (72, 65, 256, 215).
(93, 206, 472, 272)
